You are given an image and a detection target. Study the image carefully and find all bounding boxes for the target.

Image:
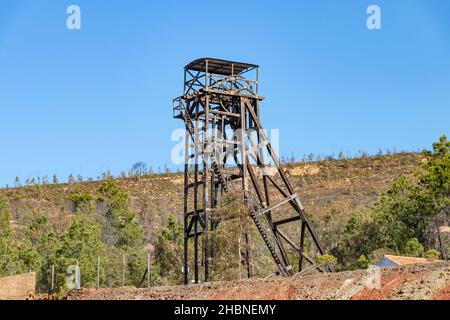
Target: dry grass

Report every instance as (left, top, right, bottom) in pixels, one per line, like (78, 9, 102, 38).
(0, 153, 424, 246)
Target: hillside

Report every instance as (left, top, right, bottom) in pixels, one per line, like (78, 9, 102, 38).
(0, 153, 423, 244)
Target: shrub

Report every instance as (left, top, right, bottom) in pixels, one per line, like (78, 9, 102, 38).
(68, 193, 93, 209)
(355, 255, 369, 269)
(316, 254, 337, 266)
(404, 238, 424, 257)
(424, 249, 440, 260)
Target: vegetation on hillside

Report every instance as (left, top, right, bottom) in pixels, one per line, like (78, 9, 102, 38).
(0, 136, 448, 290)
(333, 135, 450, 268)
(1, 180, 148, 294)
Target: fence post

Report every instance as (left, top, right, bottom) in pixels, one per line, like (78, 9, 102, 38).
(51, 265, 55, 292)
(75, 260, 80, 289)
(147, 253, 151, 288)
(97, 256, 100, 289)
(122, 254, 125, 287)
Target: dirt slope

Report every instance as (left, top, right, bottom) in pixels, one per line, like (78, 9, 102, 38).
(66, 261, 449, 300)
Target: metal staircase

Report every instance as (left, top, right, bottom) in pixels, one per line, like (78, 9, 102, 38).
(245, 192, 292, 276)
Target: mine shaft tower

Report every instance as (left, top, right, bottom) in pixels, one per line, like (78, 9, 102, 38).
(173, 58, 329, 284)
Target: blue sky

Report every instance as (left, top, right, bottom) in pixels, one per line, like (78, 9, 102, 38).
(0, 0, 449, 186)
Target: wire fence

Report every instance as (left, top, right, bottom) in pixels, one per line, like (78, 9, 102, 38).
(38, 253, 153, 295)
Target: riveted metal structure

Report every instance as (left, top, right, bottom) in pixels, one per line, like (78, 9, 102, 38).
(173, 58, 329, 284)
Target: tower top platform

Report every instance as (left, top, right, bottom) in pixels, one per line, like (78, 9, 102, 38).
(185, 58, 258, 76)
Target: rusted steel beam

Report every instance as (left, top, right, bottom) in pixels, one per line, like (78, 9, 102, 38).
(273, 215, 302, 227)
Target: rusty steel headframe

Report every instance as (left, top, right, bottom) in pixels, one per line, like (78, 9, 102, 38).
(173, 58, 331, 284)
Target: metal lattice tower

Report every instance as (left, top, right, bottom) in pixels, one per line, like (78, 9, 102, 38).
(173, 58, 329, 284)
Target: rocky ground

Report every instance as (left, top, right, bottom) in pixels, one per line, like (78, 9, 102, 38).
(66, 261, 449, 300)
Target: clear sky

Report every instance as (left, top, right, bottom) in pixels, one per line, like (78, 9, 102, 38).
(0, 0, 449, 186)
